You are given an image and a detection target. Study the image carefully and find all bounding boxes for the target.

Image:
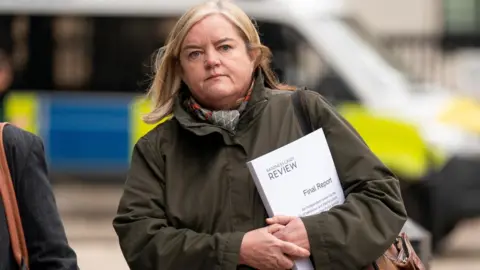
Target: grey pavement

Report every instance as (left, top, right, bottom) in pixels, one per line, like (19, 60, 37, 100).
(53, 184, 480, 270)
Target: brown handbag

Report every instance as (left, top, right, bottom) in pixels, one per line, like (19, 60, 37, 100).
(0, 122, 30, 269)
(368, 232, 426, 270)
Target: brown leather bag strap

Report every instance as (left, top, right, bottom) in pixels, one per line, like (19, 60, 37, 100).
(0, 122, 29, 269)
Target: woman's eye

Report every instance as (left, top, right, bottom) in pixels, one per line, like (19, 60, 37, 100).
(188, 51, 201, 59)
(219, 45, 232, 51)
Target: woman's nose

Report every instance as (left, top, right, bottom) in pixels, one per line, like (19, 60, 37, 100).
(204, 51, 220, 68)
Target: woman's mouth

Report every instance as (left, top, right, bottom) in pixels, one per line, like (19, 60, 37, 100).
(206, 74, 225, 80)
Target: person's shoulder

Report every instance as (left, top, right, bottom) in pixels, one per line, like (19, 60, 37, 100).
(2, 123, 40, 151)
(266, 88, 295, 103)
(267, 87, 327, 104)
(302, 89, 336, 109)
(268, 87, 339, 121)
(1, 124, 43, 173)
(289, 87, 334, 106)
(133, 115, 177, 151)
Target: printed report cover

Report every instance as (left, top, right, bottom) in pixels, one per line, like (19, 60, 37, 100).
(247, 128, 345, 270)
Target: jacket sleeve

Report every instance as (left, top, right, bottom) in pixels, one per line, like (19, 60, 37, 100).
(13, 132, 78, 269)
(299, 91, 408, 269)
(112, 137, 245, 270)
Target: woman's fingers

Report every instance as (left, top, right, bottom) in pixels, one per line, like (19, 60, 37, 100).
(266, 215, 296, 225)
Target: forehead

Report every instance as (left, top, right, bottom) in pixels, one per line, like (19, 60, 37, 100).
(183, 14, 242, 44)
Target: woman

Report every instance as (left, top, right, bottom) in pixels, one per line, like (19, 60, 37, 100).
(113, 1, 408, 269)
(0, 124, 78, 269)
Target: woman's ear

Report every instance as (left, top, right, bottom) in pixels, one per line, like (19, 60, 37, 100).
(249, 47, 261, 66)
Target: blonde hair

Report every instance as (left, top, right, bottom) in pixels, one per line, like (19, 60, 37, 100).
(143, 0, 295, 124)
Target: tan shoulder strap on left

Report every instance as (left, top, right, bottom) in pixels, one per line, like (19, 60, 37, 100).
(0, 122, 29, 269)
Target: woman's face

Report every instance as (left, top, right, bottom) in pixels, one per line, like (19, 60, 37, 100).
(179, 14, 256, 110)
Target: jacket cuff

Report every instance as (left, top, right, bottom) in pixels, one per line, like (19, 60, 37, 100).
(219, 232, 246, 269)
(301, 215, 331, 268)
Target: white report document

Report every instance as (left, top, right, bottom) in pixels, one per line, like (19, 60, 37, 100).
(247, 128, 345, 270)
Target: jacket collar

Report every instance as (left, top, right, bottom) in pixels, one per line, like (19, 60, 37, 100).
(173, 69, 269, 136)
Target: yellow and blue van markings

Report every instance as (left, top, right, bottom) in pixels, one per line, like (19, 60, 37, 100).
(4, 91, 173, 174)
(4, 91, 446, 179)
(4, 92, 39, 135)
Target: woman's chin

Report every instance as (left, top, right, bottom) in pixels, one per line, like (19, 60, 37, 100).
(205, 85, 237, 98)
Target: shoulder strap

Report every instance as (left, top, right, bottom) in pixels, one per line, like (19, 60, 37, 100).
(291, 88, 315, 135)
(0, 123, 29, 269)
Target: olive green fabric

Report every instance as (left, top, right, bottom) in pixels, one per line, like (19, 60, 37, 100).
(113, 72, 407, 270)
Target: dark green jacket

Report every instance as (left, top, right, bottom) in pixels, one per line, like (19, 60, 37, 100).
(113, 73, 407, 270)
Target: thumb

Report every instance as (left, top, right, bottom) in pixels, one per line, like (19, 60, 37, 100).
(266, 215, 296, 225)
(279, 240, 310, 257)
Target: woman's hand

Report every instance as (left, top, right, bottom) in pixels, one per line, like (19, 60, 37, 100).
(267, 216, 311, 252)
(239, 224, 310, 270)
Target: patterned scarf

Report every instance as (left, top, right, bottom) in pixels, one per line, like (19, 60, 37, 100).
(184, 82, 253, 132)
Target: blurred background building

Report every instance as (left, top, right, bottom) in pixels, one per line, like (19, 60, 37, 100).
(1, 0, 480, 269)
